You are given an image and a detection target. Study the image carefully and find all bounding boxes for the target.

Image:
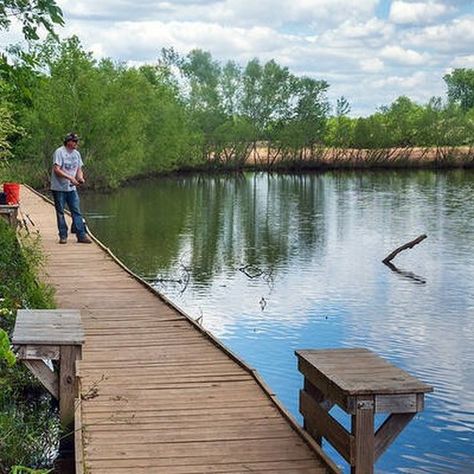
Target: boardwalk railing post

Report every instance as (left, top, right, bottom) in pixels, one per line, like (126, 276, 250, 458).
(12, 309, 84, 465)
(59, 344, 82, 454)
(296, 348, 433, 474)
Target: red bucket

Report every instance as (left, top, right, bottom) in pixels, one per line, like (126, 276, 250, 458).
(3, 183, 20, 204)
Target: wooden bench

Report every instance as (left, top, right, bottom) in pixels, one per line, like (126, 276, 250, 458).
(12, 309, 84, 455)
(296, 348, 433, 474)
(0, 204, 19, 229)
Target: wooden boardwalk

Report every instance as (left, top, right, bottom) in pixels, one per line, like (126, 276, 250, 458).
(21, 186, 338, 474)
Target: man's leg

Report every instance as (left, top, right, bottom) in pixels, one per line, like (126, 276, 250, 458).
(65, 190, 88, 240)
(52, 191, 68, 241)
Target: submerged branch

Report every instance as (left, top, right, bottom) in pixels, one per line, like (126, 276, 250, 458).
(382, 234, 427, 264)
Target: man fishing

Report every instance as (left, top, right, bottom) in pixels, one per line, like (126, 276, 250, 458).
(50, 133, 92, 244)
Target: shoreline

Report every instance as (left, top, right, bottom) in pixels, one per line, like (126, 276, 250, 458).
(34, 146, 474, 193)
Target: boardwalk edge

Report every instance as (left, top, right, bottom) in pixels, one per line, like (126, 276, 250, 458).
(26, 184, 340, 474)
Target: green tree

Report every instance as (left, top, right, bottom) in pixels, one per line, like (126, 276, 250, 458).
(444, 68, 474, 110)
(380, 96, 424, 147)
(0, 0, 63, 41)
(0, 104, 22, 162)
(219, 60, 242, 117)
(293, 77, 329, 138)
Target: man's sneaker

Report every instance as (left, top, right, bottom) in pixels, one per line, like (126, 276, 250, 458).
(59, 237, 67, 244)
(77, 235, 92, 244)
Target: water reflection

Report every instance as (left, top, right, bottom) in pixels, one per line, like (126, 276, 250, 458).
(82, 170, 474, 473)
(383, 261, 427, 285)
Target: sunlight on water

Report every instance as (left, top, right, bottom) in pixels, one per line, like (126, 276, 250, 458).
(82, 170, 474, 473)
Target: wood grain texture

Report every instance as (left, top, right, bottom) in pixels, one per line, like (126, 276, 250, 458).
(13, 309, 84, 345)
(23, 359, 59, 399)
(21, 186, 338, 474)
(351, 397, 375, 474)
(296, 349, 432, 396)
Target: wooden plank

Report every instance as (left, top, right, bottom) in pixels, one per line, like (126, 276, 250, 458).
(374, 413, 415, 461)
(300, 390, 353, 463)
(375, 393, 418, 413)
(23, 359, 58, 399)
(84, 437, 316, 460)
(297, 349, 433, 395)
(88, 460, 328, 473)
(13, 309, 84, 345)
(75, 398, 84, 474)
(87, 424, 295, 444)
(17, 344, 60, 360)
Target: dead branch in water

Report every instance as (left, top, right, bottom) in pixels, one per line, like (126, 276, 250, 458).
(382, 234, 427, 264)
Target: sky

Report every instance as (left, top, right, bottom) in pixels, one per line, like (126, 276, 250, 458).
(9, 0, 474, 115)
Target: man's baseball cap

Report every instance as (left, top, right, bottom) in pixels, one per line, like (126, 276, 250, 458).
(64, 133, 79, 143)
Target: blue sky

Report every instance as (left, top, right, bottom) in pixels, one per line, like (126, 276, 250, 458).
(25, 1, 474, 115)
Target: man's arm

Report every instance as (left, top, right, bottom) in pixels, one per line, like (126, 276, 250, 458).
(76, 167, 85, 184)
(53, 164, 79, 186)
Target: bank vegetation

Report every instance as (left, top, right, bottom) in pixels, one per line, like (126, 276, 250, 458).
(1, 25, 474, 190)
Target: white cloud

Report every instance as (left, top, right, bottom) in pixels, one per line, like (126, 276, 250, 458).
(389, 1, 450, 25)
(9, 0, 466, 116)
(381, 45, 429, 65)
(58, 0, 379, 28)
(371, 71, 445, 105)
(405, 16, 474, 54)
(374, 71, 428, 89)
(62, 19, 287, 62)
(450, 55, 474, 69)
(360, 58, 384, 73)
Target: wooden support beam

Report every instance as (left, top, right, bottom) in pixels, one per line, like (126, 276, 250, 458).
(351, 397, 375, 474)
(23, 359, 58, 399)
(17, 344, 60, 360)
(303, 379, 335, 445)
(59, 345, 81, 456)
(375, 394, 417, 413)
(298, 357, 351, 412)
(375, 413, 415, 461)
(300, 390, 354, 464)
(59, 345, 81, 429)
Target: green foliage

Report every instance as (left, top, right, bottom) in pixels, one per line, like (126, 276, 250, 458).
(3, 34, 474, 182)
(324, 91, 474, 159)
(0, 0, 63, 41)
(12, 37, 196, 188)
(0, 0, 64, 105)
(444, 68, 474, 110)
(0, 219, 57, 473)
(0, 104, 23, 162)
(0, 329, 15, 366)
(0, 394, 59, 472)
(173, 51, 331, 166)
(0, 221, 54, 317)
(11, 468, 51, 474)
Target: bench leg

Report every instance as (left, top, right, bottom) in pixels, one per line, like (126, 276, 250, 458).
(351, 397, 375, 474)
(59, 345, 81, 456)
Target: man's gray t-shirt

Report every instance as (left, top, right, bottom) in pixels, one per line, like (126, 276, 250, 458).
(50, 146, 84, 192)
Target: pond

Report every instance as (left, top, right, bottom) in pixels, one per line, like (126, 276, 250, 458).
(81, 170, 474, 473)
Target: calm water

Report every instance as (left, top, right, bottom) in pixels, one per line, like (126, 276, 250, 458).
(81, 171, 474, 473)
